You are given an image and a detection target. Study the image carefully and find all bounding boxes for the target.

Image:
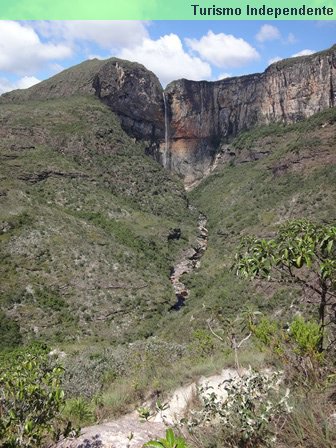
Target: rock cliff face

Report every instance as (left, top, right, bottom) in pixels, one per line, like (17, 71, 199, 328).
(2, 45, 335, 185)
(162, 45, 336, 186)
(92, 60, 164, 141)
(1, 58, 164, 142)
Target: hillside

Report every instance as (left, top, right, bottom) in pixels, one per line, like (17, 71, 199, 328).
(0, 95, 197, 346)
(2, 45, 335, 187)
(0, 50, 335, 447)
(167, 107, 336, 342)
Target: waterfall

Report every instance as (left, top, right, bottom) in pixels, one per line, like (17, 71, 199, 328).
(163, 92, 169, 154)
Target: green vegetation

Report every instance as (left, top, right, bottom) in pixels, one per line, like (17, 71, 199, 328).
(0, 311, 22, 350)
(63, 397, 93, 427)
(0, 82, 335, 447)
(234, 219, 336, 351)
(0, 95, 196, 345)
(0, 345, 74, 447)
(190, 370, 291, 448)
(144, 428, 189, 448)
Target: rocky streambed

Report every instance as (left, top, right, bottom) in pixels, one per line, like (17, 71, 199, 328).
(170, 213, 208, 310)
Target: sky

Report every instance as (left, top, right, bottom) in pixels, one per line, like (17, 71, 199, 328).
(0, 20, 335, 93)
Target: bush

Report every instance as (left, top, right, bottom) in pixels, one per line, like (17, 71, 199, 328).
(0, 345, 73, 447)
(189, 369, 291, 448)
(190, 329, 215, 358)
(63, 397, 93, 426)
(251, 317, 278, 347)
(290, 316, 321, 356)
(234, 219, 336, 352)
(144, 428, 189, 448)
(251, 316, 326, 384)
(0, 311, 22, 350)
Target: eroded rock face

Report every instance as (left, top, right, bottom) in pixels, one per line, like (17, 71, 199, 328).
(2, 46, 335, 185)
(1, 58, 165, 142)
(93, 60, 164, 140)
(162, 45, 336, 186)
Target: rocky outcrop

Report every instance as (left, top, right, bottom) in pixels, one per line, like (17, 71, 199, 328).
(1, 58, 164, 142)
(162, 45, 336, 186)
(57, 368, 242, 448)
(93, 60, 164, 141)
(2, 46, 335, 185)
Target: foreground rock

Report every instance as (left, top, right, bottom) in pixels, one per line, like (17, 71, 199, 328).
(58, 414, 166, 448)
(58, 369, 242, 448)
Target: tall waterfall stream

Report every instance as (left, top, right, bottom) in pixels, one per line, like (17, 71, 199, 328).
(163, 92, 169, 153)
(163, 93, 208, 310)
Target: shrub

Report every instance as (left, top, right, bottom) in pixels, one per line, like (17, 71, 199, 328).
(251, 317, 278, 347)
(0, 345, 73, 447)
(189, 369, 291, 448)
(290, 316, 321, 356)
(190, 329, 215, 358)
(234, 219, 336, 352)
(63, 397, 93, 426)
(144, 428, 189, 448)
(251, 316, 325, 384)
(0, 311, 22, 350)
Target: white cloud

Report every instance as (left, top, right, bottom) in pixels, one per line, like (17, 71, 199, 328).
(255, 25, 281, 43)
(268, 49, 316, 66)
(48, 63, 65, 74)
(0, 79, 12, 94)
(16, 76, 40, 89)
(34, 21, 149, 50)
(0, 75, 40, 94)
(268, 56, 282, 65)
(217, 72, 231, 80)
(185, 31, 259, 68)
(292, 49, 316, 57)
(0, 21, 71, 75)
(286, 33, 297, 44)
(117, 34, 211, 86)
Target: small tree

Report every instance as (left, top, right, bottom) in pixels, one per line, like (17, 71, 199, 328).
(0, 345, 73, 447)
(234, 219, 336, 352)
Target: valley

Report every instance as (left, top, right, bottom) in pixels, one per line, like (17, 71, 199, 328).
(170, 212, 208, 310)
(0, 44, 335, 448)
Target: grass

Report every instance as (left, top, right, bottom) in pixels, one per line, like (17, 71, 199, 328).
(279, 390, 336, 448)
(61, 340, 267, 421)
(178, 107, 336, 344)
(0, 95, 196, 345)
(0, 88, 334, 440)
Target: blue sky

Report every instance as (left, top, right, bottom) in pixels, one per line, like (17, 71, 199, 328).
(0, 20, 335, 93)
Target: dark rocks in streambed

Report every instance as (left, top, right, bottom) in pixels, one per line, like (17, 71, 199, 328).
(167, 228, 182, 241)
(170, 214, 208, 311)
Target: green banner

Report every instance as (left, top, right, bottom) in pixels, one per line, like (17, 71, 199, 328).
(0, 0, 335, 20)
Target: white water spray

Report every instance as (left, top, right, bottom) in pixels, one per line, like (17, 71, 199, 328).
(163, 92, 169, 153)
